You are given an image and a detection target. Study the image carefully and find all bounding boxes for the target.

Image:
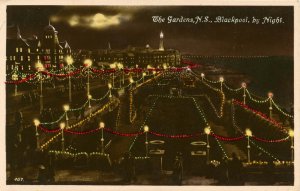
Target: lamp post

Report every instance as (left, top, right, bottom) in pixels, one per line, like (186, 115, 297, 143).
(60, 122, 65, 151)
(110, 63, 117, 88)
(204, 127, 211, 164)
(108, 83, 112, 98)
(201, 73, 205, 81)
(268, 92, 273, 119)
(12, 72, 18, 96)
(242, 82, 247, 104)
(88, 94, 92, 117)
(117, 63, 124, 87)
(33, 119, 40, 149)
(99, 122, 105, 154)
(36, 61, 45, 114)
(129, 77, 134, 89)
(245, 128, 252, 163)
(219, 77, 224, 92)
(63, 104, 70, 129)
(66, 56, 74, 103)
(144, 125, 149, 157)
(289, 129, 294, 162)
(84, 59, 92, 97)
(135, 64, 139, 78)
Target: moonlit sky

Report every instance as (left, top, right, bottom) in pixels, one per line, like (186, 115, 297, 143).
(7, 6, 293, 56)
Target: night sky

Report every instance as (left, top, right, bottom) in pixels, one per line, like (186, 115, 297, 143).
(6, 6, 293, 56)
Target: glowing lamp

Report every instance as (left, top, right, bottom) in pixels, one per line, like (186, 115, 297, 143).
(117, 63, 123, 69)
(245, 128, 252, 137)
(65, 56, 74, 65)
(153, 71, 156, 75)
(242, 82, 247, 88)
(201, 73, 205, 78)
(268, 92, 274, 98)
(108, 83, 112, 89)
(129, 78, 134, 83)
(110, 63, 117, 69)
(33, 119, 40, 126)
(84, 59, 92, 67)
(147, 65, 153, 69)
(63, 104, 70, 111)
(219, 77, 224, 83)
(144, 125, 149, 132)
(142, 72, 146, 77)
(204, 127, 211, 135)
(99, 122, 105, 129)
(35, 61, 44, 72)
(289, 129, 294, 137)
(163, 64, 167, 69)
(60, 122, 66, 130)
(88, 94, 92, 99)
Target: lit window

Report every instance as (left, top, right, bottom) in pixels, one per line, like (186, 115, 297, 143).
(37, 55, 39, 59)
(13, 56, 16, 60)
(28, 56, 30, 61)
(20, 48, 22, 52)
(10, 56, 12, 60)
(21, 56, 23, 61)
(16, 48, 18, 52)
(28, 48, 30, 53)
(36, 48, 39, 52)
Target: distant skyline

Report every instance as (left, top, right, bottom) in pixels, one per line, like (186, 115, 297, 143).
(7, 6, 293, 56)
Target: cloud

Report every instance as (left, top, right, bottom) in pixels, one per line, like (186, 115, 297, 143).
(51, 12, 132, 30)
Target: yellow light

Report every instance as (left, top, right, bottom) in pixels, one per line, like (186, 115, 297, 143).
(201, 73, 205, 78)
(88, 94, 92, 99)
(153, 71, 156, 75)
(268, 92, 274, 98)
(289, 129, 294, 137)
(117, 63, 123, 69)
(84, 59, 92, 67)
(144, 125, 149, 132)
(35, 61, 44, 71)
(60, 122, 66, 130)
(204, 127, 211, 135)
(65, 56, 74, 65)
(245, 128, 252, 137)
(63, 104, 70, 111)
(147, 65, 153, 69)
(33, 119, 40, 126)
(99, 122, 105, 129)
(110, 63, 117, 69)
(219, 76, 224, 82)
(163, 63, 167, 69)
(108, 83, 112, 89)
(129, 77, 134, 83)
(142, 72, 146, 77)
(241, 82, 247, 88)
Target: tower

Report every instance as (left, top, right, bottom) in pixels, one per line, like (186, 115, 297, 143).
(159, 31, 164, 51)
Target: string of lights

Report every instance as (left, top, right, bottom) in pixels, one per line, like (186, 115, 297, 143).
(271, 99, 293, 118)
(231, 102, 282, 161)
(233, 99, 288, 134)
(40, 112, 66, 125)
(129, 97, 159, 151)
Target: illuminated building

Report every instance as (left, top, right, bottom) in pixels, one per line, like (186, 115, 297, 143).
(6, 23, 71, 72)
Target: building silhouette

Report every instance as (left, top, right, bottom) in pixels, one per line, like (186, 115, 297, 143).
(77, 31, 180, 68)
(6, 22, 71, 73)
